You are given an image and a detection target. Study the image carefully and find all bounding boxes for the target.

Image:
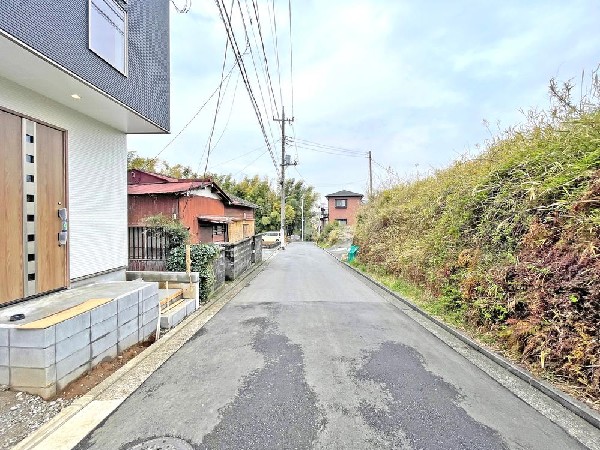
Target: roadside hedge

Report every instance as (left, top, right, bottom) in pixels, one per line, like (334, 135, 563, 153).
(166, 244, 221, 301)
(354, 78, 600, 404)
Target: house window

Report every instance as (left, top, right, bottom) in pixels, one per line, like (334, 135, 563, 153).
(243, 223, 249, 238)
(89, 0, 127, 74)
(336, 219, 348, 225)
(335, 199, 347, 208)
(213, 224, 226, 236)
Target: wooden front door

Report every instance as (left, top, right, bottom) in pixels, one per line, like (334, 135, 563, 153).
(0, 110, 67, 305)
(36, 123, 67, 294)
(0, 110, 24, 304)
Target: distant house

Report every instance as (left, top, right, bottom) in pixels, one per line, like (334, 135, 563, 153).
(0, 0, 170, 306)
(325, 190, 364, 226)
(128, 169, 257, 244)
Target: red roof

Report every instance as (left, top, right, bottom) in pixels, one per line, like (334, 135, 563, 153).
(128, 181, 208, 195)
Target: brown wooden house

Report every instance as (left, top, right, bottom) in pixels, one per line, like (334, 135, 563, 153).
(128, 169, 256, 244)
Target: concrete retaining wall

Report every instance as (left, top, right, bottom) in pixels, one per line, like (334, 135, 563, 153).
(0, 283, 158, 399)
(252, 234, 263, 264)
(213, 248, 226, 291)
(221, 237, 253, 281)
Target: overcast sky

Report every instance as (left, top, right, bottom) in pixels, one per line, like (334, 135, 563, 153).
(128, 0, 600, 201)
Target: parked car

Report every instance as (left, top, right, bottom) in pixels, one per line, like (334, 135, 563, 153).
(262, 231, 281, 247)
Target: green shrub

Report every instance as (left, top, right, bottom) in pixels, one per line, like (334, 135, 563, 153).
(354, 74, 600, 402)
(317, 221, 341, 247)
(166, 244, 221, 301)
(142, 214, 190, 248)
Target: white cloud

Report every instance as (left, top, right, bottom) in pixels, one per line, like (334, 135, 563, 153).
(129, 0, 600, 196)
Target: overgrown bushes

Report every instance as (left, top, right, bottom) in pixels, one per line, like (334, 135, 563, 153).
(355, 78, 600, 403)
(142, 214, 220, 301)
(166, 244, 221, 301)
(142, 214, 189, 248)
(317, 221, 342, 247)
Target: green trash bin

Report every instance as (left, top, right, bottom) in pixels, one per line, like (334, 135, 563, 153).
(347, 245, 359, 262)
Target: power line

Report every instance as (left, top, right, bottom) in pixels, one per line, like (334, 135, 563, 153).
(170, 0, 191, 13)
(250, 0, 280, 115)
(292, 144, 368, 158)
(215, 0, 280, 177)
(291, 138, 366, 155)
(268, 0, 284, 108)
(290, 122, 299, 164)
(236, 0, 278, 148)
(210, 140, 276, 170)
(152, 62, 237, 162)
(372, 158, 401, 179)
(205, 72, 241, 161)
(203, 17, 234, 175)
(242, 0, 278, 117)
(231, 150, 269, 178)
(288, 0, 295, 117)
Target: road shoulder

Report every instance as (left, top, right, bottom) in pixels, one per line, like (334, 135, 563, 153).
(322, 247, 600, 448)
(14, 260, 270, 450)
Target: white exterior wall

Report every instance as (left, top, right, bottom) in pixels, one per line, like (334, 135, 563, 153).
(0, 76, 127, 280)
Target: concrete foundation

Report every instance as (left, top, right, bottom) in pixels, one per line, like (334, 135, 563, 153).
(0, 281, 159, 399)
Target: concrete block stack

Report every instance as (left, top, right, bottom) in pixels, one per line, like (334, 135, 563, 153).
(0, 283, 159, 399)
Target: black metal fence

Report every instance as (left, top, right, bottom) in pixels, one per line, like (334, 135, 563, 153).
(128, 226, 172, 261)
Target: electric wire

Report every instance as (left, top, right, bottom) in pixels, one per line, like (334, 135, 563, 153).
(290, 138, 366, 155)
(288, 0, 294, 117)
(210, 140, 275, 170)
(372, 158, 401, 179)
(290, 122, 299, 164)
(151, 62, 237, 162)
(250, 0, 280, 115)
(267, 0, 284, 109)
(170, 0, 191, 13)
(202, 16, 234, 175)
(235, 0, 278, 148)
(215, 0, 280, 177)
(292, 144, 368, 158)
(231, 150, 269, 178)
(206, 72, 241, 160)
(242, 0, 278, 117)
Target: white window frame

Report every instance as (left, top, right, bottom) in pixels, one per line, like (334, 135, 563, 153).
(88, 0, 128, 76)
(335, 198, 348, 209)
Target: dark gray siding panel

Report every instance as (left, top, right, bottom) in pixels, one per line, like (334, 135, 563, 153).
(0, 0, 170, 131)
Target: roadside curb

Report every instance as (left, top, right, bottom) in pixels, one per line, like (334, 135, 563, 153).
(323, 247, 600, 431)
(15, 258, 270, 450)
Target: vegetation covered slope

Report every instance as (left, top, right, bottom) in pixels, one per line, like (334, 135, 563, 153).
(355, 88, 600, 403)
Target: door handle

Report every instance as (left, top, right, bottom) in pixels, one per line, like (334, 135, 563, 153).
(58, 207, 68, 246)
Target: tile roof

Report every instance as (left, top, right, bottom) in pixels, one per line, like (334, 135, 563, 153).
(325, 190, 364, 198)
(228, 194, 258, 209)
(127, 181, 208, 195)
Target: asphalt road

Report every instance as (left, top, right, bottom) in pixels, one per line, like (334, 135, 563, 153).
(76, 243, 598, 450)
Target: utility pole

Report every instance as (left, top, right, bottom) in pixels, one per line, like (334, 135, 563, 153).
(274, 106, 294, 249)
(301, 196, 304, 241)
(368, 150, 373, 198)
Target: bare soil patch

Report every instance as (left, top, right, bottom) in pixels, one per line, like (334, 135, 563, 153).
(0, 338, 153, 448)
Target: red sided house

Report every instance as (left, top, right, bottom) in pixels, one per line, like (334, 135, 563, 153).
(325, 190, 364, 226)
(128, 169, 256, 244)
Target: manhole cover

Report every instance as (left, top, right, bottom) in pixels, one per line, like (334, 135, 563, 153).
(127, 437, 194, 450)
